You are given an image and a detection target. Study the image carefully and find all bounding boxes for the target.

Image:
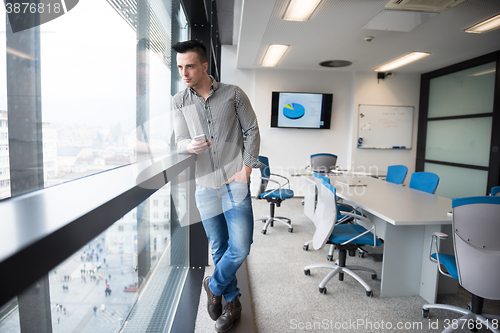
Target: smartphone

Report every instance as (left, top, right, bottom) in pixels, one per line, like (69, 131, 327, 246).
(193, 134, 207, 142)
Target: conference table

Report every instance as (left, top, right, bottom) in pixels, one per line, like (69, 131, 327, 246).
(302, 174, 455, 304)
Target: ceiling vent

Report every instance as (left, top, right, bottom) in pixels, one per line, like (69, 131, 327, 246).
(385, 0, 466, 12)
(319, 60, 352, 68)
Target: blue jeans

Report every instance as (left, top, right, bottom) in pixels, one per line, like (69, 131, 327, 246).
(195, 181, 254, 302)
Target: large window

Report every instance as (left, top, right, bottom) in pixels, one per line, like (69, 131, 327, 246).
(1, 0, 222, 330)
(0, 0, 187, 197)
(0, 1, 193, 332)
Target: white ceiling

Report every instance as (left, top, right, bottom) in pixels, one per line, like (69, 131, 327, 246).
(235, 0, 500, 74)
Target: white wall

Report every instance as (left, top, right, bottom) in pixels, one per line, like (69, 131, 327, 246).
(221, 45, 256, 101)
(221, 45, 421, 195)
(350, 72, 421, 185)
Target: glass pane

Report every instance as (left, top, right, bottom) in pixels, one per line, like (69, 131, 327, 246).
(36, 173, 190, 333)
(0, 300, 20, 332)
(172, 4, 190, 95)
(0, 171, 189, 333)
(149, 48, 173, 160)
(428, 62, 496, 118)
(40, 1, 137, 188)
(48, 222, 139, 333)
(0, 111, 9, 200)
(424, 163, 488, 199)
(121, 170, 189, 333)
(425, 117, 492, 167)
(43, 182, 175, 332)
(0, 6, 10, 201)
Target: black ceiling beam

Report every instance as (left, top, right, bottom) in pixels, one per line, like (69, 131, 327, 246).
(181, 0, 209, 27)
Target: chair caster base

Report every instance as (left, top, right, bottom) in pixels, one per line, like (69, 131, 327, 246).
(304, 269, 310, 276)
(303, 244, 309, 251)
(319, 287, 327, 294)
(366, 290, 373, 297)
(288, 228, 293, 233)
(326, 255, 334, 261)
(261, 230, 266, 234)
(422, 308, 429, 318)
(371, 274, 377, 280)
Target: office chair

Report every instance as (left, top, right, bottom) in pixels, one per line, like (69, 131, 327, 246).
(310, 153, 337, 173)
(301, 153, 337, 209)
(491, 186, 500, 196)
(385, 165, 408, 185)
(409, 171, 439, 194)
(304, 179, 381, 296)
(422, 196, 500, 333)
(303, 172, 361, 260)
(255, 156, 294, 234)
(312, 172, 358, 221)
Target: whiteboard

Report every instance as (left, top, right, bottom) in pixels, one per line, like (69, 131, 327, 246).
(357, 104, 413, 149)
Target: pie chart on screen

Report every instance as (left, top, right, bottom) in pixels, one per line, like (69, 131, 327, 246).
(283, 103, 305, 119)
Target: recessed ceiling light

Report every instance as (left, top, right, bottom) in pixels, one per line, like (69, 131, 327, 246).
(465, 13, 500, 34)
(283, 0, 322, 21)
(261, 45, 289, 67)
(374, 52, 430, 71)
(319, 60, 352, 68)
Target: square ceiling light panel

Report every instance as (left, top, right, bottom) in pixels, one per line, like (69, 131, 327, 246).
(363, 10, 438, 32)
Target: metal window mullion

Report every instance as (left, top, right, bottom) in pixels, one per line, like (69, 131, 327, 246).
(6, 14, 51, 333)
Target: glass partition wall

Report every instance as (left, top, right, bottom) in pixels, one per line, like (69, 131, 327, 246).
(417, 52, 500, 199)
(0, 0, 195, 332)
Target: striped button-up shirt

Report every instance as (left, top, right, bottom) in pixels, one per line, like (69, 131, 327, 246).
(173, 77, 264, 189)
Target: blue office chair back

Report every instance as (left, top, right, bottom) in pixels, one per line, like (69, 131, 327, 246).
(409, 172, 439, 194)
(257, 156, 270, 194)
(311, 153, 337, 173)
(452, 196, 500, 300)
(386, 165, 408, 185)
(313, 172, 330, 185)
(312, 179, 338, 250)
(312, 172, 331, 227)
(491, 186, 500, 196)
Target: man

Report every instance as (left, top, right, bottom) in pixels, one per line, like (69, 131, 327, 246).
(172, 39, 263, 332)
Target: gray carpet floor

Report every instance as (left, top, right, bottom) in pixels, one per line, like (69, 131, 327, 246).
(195, 198, 500, 333)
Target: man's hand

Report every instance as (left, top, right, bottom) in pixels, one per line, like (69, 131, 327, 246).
(187, 138, 211, 154)
(227, 165, 252, 184)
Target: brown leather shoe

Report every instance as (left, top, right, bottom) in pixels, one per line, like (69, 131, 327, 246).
(215, 297, 242, 333)
(203, 276, 222, 321)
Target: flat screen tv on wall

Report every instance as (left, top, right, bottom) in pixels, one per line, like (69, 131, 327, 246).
(270, 91, 333, 129)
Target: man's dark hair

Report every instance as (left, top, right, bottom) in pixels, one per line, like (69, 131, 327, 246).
(172, 40, 207, 64)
